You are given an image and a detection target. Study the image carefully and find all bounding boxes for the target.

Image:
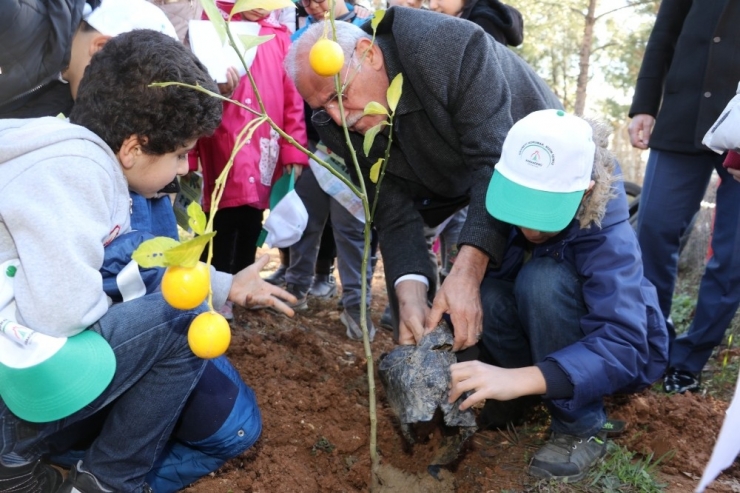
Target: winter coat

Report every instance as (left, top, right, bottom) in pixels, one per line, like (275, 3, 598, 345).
(486, 178, 669, 410)
(193, 11, 308, 212)
(460, 0, 523, 46)
(316, 7, 561, 286)
(629, 0, 740, 154)
(0, 0, 87, 118)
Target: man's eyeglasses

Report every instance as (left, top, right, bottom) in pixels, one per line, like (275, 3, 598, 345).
(299, 0, 327, 7)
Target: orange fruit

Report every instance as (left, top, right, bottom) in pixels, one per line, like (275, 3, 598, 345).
(161, 262, 210, 310)
(309, 38, 345, 77)
(188, 311, 231, 359)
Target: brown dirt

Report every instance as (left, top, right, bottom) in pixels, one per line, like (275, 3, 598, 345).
(183, 248, 740, 493)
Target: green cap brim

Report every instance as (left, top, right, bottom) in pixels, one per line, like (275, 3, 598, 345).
(486, 170, 585, 232)
(0, 330, 115, 423)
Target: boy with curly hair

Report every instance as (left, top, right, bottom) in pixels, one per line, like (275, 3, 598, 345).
(0, 30, 293, 493)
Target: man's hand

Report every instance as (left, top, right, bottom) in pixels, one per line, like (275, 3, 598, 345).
(284, 164, 303, 179)
(217, 67, 240, 98)
(628, 114, 655, 149)
(448, 361, 546, 411)
(396, 279, 429, 345)
(426, 245, 488, 351)
(229, 254, 297, 316)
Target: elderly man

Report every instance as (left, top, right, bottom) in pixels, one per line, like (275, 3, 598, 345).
(285, 7, 560, 351)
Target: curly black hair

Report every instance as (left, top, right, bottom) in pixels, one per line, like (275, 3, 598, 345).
(69, 29, 222, 155)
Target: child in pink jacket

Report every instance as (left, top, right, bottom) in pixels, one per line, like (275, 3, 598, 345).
(192, 1, 308, 318)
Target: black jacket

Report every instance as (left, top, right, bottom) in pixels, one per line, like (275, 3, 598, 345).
(629, 0, 740, 154)
(317, 8, 560, 285)
(0, 0, 87, 118)
(460, 0, 523, 47)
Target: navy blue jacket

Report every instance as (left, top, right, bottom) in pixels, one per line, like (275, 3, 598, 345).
(486, 181, 669, 410)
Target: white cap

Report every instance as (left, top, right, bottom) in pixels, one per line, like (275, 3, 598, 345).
(84, 0, 178, 40)
(486, 109, 596, 232)
(263, 189, 308, 248)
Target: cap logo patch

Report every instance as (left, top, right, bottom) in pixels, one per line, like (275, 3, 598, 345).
(519, 142, 554, 168)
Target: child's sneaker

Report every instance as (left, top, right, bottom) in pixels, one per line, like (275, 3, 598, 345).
(341, 304, 376, 342)
(528, 431, 607, 482)
(285, 283, 309, 311)
(0, 460, 62, 493)
(309, 274, 337, 299)
(57, 460, 155, 493)
(265, 265, 287, 286)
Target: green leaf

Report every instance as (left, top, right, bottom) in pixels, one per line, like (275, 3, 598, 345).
(132, 237, 181, 268)
(363, 101, 388, 116)
(369, 158, 383, 183)
(371, 9, 385, 31)
(200, 0, 228, 45)
(232, 0, 295, 15)
(363, 122, 386, 157)
(387, 73, 403, 113)
(237, 33, 275, 54)
(164, 232, 217, 268)
(187, 202, 207, 236)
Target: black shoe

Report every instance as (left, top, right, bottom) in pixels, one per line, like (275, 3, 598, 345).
(379, 305, 393, 332)
(663, 368, 701, 394)
(0, 460, 62, 493)
(528, 431, 608, 482)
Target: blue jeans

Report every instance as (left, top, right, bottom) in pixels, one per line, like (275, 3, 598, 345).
(0, 294, 206, 492)
(480, 257, 606, 437)
(287, 166, 372, 307)
(636, 149, 740, 373)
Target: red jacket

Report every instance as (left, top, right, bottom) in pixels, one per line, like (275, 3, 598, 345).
(192, 8, 308, 211)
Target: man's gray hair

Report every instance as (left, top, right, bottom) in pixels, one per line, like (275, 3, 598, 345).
(284, 21, 372, 84)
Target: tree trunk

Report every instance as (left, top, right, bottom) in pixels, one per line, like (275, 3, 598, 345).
(574, 0, 598, 116)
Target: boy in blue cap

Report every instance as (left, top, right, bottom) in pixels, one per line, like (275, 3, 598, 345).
(448, 109, 669, 482)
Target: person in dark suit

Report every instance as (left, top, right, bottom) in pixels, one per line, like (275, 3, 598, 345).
(628, 0, 740, 394)
(285, 7, 560, 351)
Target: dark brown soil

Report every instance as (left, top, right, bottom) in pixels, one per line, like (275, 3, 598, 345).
(182, 249, 739, 493)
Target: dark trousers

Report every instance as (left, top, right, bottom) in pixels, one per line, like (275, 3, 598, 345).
(636, 149, 740, 374)
(207, 205, 264, 275)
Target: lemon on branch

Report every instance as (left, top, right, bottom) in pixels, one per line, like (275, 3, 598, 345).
(188, 311, 231, 359)
(161, 262, 210, 310)
(309, 38, 344, 77)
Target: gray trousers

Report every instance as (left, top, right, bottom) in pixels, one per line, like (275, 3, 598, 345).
(286, 167, 371, 308)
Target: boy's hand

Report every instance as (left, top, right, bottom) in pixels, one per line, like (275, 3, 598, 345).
(229, 254, 297, 316)
(448, 361, 546, 410)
